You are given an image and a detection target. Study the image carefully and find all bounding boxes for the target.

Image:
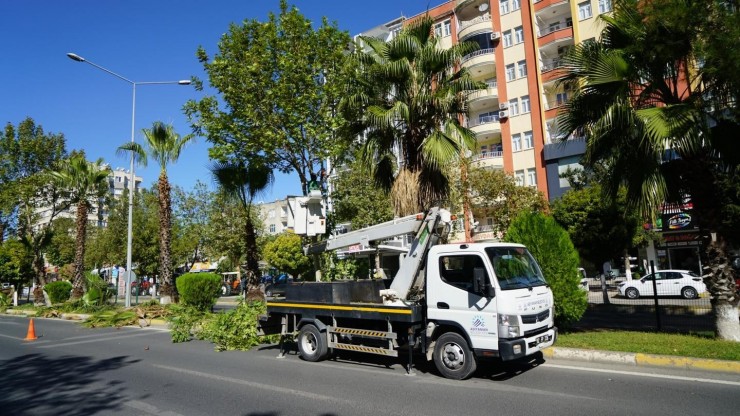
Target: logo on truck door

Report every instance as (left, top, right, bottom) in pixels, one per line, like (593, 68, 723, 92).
(470, 315, 488, 333)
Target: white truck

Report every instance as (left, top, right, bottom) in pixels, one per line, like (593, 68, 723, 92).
(258, 207, 557, 380)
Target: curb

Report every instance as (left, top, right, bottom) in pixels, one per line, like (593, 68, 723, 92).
(542, 346, 740, 374)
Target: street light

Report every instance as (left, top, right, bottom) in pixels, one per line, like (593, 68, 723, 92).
(67, 52, 190, 307)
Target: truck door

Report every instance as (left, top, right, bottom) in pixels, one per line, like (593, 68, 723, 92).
(427, 253, 498, 350)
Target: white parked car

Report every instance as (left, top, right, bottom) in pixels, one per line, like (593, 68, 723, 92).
(617, 269, 705, 299)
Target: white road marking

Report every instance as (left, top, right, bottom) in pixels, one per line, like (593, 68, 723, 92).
(124, 400, 185, 416)
(153, 364, 354, 405)
(542, 363, 740, 386)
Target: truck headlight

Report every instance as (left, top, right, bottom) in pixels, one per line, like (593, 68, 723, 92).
(498, 314, 521, 338)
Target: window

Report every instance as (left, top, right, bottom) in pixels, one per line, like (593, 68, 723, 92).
(269, 224, 276, 233)
(515, 170, 525, 186)
(439, 254, 489, 293)
(512, 0, 521, 11)
(521, 95, 531, 113)
(517, 60, 527, 78)
(556, 92, 569, 106)
(512, 133, 522, 151)
(523, 130, 534, 149)
(503, 30, 513, 48)
(557, 156, 583, 187)
(434, 20, 451, 37)
(505, 63, 516, 81)
(527, 168, 537, 186)
(598, 0, 612, 13)
(514, 26, 524, 44)
(268, 209, 276, 219)
(509, 98, 520, 116)
(500, 0, 510, 15)
(579, 1, 593, 20)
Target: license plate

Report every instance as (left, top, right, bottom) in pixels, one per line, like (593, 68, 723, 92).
(535, 334, 551, 344)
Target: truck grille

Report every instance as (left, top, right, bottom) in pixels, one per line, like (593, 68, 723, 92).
(522, 310, 550, 324)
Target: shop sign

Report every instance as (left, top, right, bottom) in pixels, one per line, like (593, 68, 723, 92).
(659, 232, 702, 247)
(660, 211, 696, 232)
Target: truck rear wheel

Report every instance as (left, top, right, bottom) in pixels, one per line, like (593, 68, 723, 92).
(433, 332, 477, 380)
(297, 324, 327, 362)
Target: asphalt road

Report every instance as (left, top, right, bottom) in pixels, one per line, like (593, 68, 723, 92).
(1, 315, 738, 416)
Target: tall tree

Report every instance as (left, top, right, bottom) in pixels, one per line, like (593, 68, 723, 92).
(0, 118, 67, 241)
(0, 118, 68, 290)
(185, 0, 353, 196)
(172, 181, 213, 271)
(466, 167, 548, 237)
(118, 121, 195, 303)
(49, 156, 111, 297)
(210, 160, 273, 295)
(330, 152, 394, 230)
(46, 217, 76, 268)
(556, 0, 740, 340)
(341, 15, 483, 216)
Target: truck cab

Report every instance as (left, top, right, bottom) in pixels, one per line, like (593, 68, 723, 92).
(426, 243, 555, 368)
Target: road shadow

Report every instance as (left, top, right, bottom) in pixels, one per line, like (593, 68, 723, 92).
(0, 353, 140, 415)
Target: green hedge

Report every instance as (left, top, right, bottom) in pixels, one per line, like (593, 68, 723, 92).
(45, 280, 73, 304)
(176, 272, 221, 311)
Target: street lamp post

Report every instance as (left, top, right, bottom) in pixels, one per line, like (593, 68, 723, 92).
(67, 52, 190, 307)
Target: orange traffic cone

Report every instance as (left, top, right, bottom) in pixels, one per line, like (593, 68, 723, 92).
(24, 318, 37, 341)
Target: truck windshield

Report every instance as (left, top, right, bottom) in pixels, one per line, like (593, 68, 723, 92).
(485, 247, 547, 290)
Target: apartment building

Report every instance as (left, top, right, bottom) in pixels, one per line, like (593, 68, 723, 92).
(363, 0, 612, 201)
(258, 199, 291, 235)
(33, 166, 142, 229)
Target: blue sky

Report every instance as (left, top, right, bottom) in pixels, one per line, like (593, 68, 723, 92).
(1, 0, 445, 202)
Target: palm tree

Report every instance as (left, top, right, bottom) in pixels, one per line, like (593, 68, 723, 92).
(340, 15, 484, 216)
(556, 0, 739, 340)
(118, 121, 195, 304)
(49, 156, 110, 298)
(210, 160, 273, 295)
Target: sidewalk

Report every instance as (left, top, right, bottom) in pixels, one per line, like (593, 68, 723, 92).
(542, 346, 740, 374)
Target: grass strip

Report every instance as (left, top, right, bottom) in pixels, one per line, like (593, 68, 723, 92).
(558, 330, 740, 361)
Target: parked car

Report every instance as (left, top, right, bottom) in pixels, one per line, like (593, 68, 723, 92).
(263, 274, 292, 298)
(617, 269, 705, 299)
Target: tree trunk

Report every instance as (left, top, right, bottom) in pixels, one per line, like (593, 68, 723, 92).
(158, 172, 175, 304)
(71, 203, 88, 299)
(702, 238, 740, 341)
(244, 213, 260, 293)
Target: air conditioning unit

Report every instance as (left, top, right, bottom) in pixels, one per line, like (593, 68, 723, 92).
(490, 32, 501, 40)
(499, 102, 509, 110)
(499, 110, 509, 119)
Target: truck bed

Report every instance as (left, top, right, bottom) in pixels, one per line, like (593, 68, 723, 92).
(265, 299, 423, 322)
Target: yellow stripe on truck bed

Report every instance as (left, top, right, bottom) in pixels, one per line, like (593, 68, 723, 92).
(266, 302, 413, 315)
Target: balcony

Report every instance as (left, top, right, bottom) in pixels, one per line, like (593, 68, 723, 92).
(455, 0, 477, 11)
(458, 13, 492, 41)
(460, 48, 496, 75)
(544, 97, 569, 119)
(534, 0, 571, 15)
(472, 150, 504, 169)
(537, 26, 573, 48)
(468, 114, 501, 136)
(540, 59, 567, 83)
(466, 80, 498, 108)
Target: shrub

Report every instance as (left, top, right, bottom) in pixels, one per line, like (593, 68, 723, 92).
(45, 281, 73, 304)
(82, 272, 114, 306)
(176, 272, 221, 311)
(198, 301, 274, 351)
(505, 212, 587, 329)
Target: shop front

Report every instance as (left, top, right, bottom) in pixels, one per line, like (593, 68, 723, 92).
(653, 206, 702, 275)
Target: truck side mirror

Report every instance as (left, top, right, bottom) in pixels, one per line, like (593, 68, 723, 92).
(473, 267, 495, 298)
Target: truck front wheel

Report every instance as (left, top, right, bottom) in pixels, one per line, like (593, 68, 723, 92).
(297, 324, 328, 362)
(433, 332, 477, 380)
